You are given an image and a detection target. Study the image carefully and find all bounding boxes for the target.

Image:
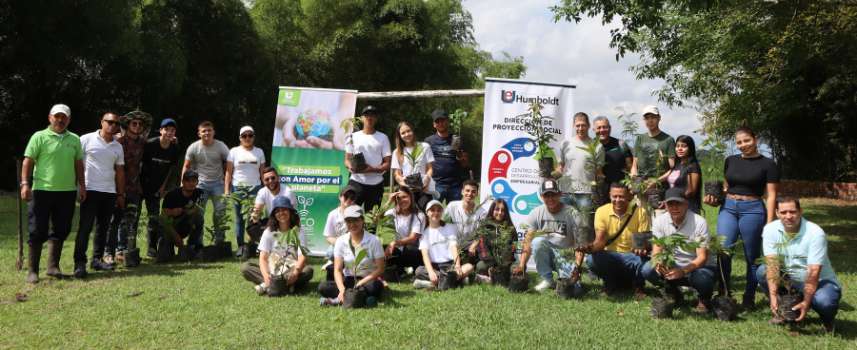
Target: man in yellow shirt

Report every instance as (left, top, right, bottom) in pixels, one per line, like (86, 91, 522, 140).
(585, 183, 651, 297)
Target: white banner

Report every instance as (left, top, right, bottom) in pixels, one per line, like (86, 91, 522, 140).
(480, 78, 575, 236)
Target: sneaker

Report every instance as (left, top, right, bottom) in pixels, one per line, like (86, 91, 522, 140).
(534, 279, 555, 292)
(319, 297, 341, 306)
(321, 260, 333, 271)
(90, 259, 115, 271)
(404, 266, 414, 275)
(254, 283, 268, 295)
(73, 263, 87, 279)
(413, 279, 434, 289)
(474, 274, 491, 284)
(235, 245, 245, 258)
(115, 251, 125, 264)
(103, 255, 115, 265)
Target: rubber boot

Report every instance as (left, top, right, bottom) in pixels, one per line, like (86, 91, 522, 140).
(26, 243, 42, 284)
(46, 240, 63, 278)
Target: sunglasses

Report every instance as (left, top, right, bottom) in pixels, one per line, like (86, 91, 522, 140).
(240, 133, 254, 138)
(103, 120, 119, 125)
(130, 120, 143, 126)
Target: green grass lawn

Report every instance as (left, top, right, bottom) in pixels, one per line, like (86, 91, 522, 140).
(0, 196, 854, 349)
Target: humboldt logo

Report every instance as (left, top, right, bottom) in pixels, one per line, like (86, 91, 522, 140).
(500, 89, 560, 106)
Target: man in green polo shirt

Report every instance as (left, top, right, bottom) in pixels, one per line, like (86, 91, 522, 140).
(20, 104, 86, 283)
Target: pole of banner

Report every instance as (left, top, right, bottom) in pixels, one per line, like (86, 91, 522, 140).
(16, 158, 24, 271)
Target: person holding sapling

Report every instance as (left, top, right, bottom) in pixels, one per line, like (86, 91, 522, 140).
(642, 187, 717, 313)
(322, 185, 358, 280)
(757, 196, 840, 333)
(444, 180, 488, 266)
(391, 121, 435, 211)
(414, 200, 473, 289)
(344, 105, 391, 211)
(240, 196, 313, 296)
(224, 126, 266, 258)
(703, 126, 779, 309)
(592, 116, 632, 203)
(558, 112, 601, 213)
(384, 188, 425, 279)
(425, 109, 469, 203)
(584, 183, 651, 298)
(514, 179, 586, 292)
(658, 135, 702, 214)
(158, 170, 205, 261)
(630, 106, 675, 213)
(318, 205, 385, 306)
(473, 199, 518, 284)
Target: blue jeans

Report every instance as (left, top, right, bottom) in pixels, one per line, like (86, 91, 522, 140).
(717, 198, 766, 302)
(755, 264, 841, 324)
(231, 184, 261, 246)
(531, 236, 576, 282)
(642, 262, 717, 299)
(197, 180, 227, 244)
(435, 180, 462, 203)
(586, 251, 646, 290)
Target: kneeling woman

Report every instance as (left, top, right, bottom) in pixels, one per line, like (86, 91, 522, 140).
(384, 188, 425, 279)
(240, 197, 313, 296)
(473, 199, 518, 282)
(414, 200, 474, 289)
(318, 205, 385, 304)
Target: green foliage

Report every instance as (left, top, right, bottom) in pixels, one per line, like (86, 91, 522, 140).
(523, 102, 557, 161)
(205, 196, 231, 244)
(650, 233, 701, 269)
(223, 187, 257, 227)
(275, 225, 309, 257)
(755, 231, 806, 295)
(404, 142, 425, 168)
(449, 109, 467, 136)
(364, 199, 396, 242)
(552, 0, 857, 181)
(473, 220, 517, 266)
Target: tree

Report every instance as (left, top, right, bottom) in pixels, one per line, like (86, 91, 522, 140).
(552, 0, 857, 181)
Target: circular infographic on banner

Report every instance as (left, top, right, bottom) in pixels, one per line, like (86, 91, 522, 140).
(487, 137, 545, 215)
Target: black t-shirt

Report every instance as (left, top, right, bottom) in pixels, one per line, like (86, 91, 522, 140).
(672, 161, 702, 213)
(724, 154, 779, 197)
(162, 188, 203, 210)
(425, 134, 464, 184)
(600, 137, 632, 183)
(141, 137, 180, 193)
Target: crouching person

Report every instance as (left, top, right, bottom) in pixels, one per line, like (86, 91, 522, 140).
(641, 187, 717, 313)
(757, 196, 841, 333)
(384, 188, 425, 280)
(413, 200, 473, 290)
(472, 199, 517, 283)
(240, 196, 313, 296)
(158, 170, 205, 262)
(586, 183, 651, 297)
(319, 205, 385, 306)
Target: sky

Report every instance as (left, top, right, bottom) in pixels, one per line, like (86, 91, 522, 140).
(464, 0, 704, 142)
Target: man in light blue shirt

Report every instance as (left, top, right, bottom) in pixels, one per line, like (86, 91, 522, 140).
(757, 196, 840, 333)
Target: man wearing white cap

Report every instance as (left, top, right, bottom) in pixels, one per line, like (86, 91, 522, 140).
(20, 104, 85, 283)
(182, 120, 229, 245)
(225, 125, 266, 257)
(631, 105, 675, 180)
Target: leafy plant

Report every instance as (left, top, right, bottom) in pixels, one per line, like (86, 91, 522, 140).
(404, 142, 425, 169)
(205, 196, 231, 244)
(650, 234, 701, 270)
(755, 232, 805, 296)
(223, 187, 257, 227)
(522, 102, 556, 161)
(363, 199, 396, 240)
(577, 138, 607, 208)
(268, 226, 308, 277)
(340, 115, 362, 148)
(473, 221, 517, 266)
(449, 109, 467, 136)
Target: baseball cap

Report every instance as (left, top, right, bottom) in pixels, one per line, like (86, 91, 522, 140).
(340, 184, 358, 196)
(642, 105, 660, 117)
(49, 104, 71, 117)
(239, 126, 254, 136)
(160, 118, 177, 128)
(361, 105, 380, 116)
(343, 205, 364, 219)
(664, 187, 687, 203)
(182, 170, 199, 181)
(271, 196, 294, 211)
(540, 179, 561, 195)
(431, 109, 449, 121)
(424, 200, 444, 214)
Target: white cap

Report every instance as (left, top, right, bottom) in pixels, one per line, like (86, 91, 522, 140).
(49, 104, 71, 117)
(239, 126, 254, 136)
(424, 200, 444, 214)
(343, 205, 364, 219)
(641, 105, 660, 117)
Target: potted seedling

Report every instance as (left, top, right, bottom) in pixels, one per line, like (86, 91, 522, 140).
(201, 196, 232, 261)
(577, 139, 607, 208)
(342, 246, 369, 308)
(701, 137, 728, 205)
(759, 236, 804, 322)
(403, 143, 426, 190)
(341, 116, 367, 172)
(523, 102, 557, 178)
(631, 230, 653, 251)
(649, 234, 701, 319)
(473, 221, 517, 287)
(436, 267, 460, 291)
(266, 226, 308, 297)
(449, 109, 467, 151)
(555, 248, 586, 300)
(707, 232, 738, 321)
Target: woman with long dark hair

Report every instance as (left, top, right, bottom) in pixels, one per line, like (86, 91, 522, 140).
(384, 188, 426, 279)
(704, 127, 779, 309)
(659, 135, 702, 213)
(391, 121, 435, 210)
(473, 199, 518, 283)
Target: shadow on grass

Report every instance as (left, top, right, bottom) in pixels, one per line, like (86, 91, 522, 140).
(73, 261, 224, 282)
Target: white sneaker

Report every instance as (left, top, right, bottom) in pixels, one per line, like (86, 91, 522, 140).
(321, 260, 333, 270)
(413, 279, 434, 289)
(475, 274, 491, 284)
(534, 279, 555, 292)
(404, 266, 414, 275)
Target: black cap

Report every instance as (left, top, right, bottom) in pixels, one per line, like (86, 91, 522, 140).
(361, 105, 380, 116)
(431, 109, 449, 121)
(183, 170, 199, 181)
(540, 179, 561, 195)
(664, 187, 687, 203)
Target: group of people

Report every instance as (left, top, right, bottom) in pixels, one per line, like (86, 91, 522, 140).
(21, 103, 841, 331)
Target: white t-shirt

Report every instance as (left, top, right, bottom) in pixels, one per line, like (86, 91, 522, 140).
(384, 208, 425, 241)
(652, 212, 716, 268)
(254, 185, 298, 216)
(227, 146, 265, 186)
(419, 224, 459, 263)
(559, 137, 601, 194)
(391, 142, 436, 192)
(323, 207, 348, 239)
(333, 232, 385, 277)
(258, 227, 307, 276)
(444, 200, 487, 244)
(80, 131, 125, 193)
(346, 130, 391, 185)
(185, 140, 229, 183)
